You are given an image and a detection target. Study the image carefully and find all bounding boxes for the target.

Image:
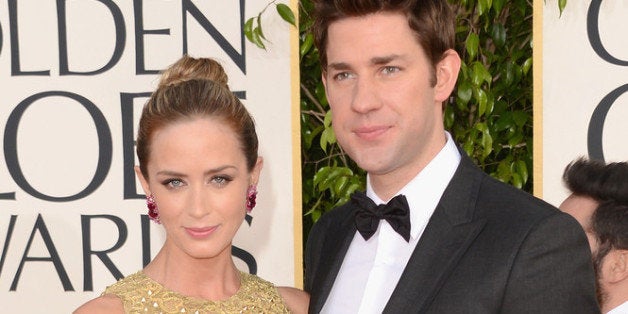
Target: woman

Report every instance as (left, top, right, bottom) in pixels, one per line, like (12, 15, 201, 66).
(74, 55, 308, 313)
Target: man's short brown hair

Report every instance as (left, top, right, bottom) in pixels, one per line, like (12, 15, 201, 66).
(312, 0, 455, 73)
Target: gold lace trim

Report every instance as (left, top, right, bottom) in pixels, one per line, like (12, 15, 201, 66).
(102, 271, 290, 313)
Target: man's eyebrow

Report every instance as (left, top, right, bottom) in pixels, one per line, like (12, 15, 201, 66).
(370, 54, 402, 65)
(328, 55, 403, 70)
(327, 62, 351, 71)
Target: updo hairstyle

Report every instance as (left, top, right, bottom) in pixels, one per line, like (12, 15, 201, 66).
(136, 55, 258, 178)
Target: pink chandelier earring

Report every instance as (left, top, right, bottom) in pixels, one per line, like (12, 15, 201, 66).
(146, 194, 161, 224)
(246, 185, 257, 213)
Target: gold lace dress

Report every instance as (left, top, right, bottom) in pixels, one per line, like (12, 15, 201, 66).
(102, 271, 290, 313)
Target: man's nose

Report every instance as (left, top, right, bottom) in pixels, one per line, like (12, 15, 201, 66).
(351, 77, 382, 113)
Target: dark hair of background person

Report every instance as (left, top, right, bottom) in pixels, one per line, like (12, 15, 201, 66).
(563, 157, 628, 269)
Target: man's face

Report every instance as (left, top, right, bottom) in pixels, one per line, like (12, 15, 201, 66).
(559, 193, 599, 253)
(559, 194, 609, 307)
(322, 12, 457, 194)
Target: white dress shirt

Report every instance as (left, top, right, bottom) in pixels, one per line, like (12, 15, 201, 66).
(321, 132, 461, 313)
(607, 301, 628, 314)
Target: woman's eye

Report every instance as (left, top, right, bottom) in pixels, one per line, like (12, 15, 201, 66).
(211, 176, 233, 186)
(164, 179, 184, 188)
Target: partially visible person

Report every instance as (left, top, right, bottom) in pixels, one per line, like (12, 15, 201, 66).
(561, 158, 628, 313)
(74, 55, 308, 313)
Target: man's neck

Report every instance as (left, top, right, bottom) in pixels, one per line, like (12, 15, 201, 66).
(602, 285, 628, 313)
(369, 132, 449, 201)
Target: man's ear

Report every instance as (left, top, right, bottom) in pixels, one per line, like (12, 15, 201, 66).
(605, 250, 628, 282)
(134, 166, 151, 196)
(434, 49, 461, 103)
(604, 249, 628, 283)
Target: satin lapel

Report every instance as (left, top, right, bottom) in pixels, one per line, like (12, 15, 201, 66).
(383, 154, 487, 313)
(310, 205, 359, 313)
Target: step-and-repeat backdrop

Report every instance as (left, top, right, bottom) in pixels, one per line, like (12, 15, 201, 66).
(541, 1, 628, 205)
(0, 1, 300, 312)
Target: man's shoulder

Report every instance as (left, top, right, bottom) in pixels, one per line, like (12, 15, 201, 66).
(310, 200, 355, 231)
(453, 159, 568, 228)
(479, 174, 557, 215)
(468, 171, 584, 238)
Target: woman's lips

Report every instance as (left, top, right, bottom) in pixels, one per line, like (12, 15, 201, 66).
(185, 226, 218, 238)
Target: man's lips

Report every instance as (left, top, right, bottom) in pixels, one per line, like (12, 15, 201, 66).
(353, 125, 390, 140)
(185, 226, 219, 238)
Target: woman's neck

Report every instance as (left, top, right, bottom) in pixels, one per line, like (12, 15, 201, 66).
(142, 243, 241, 301)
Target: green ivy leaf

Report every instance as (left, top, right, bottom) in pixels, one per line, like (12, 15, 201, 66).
(466, 33, 479, 59)
(303, 125, 323, 150)
(301, 33, 314, 58)
(253, 27, 266, 49)
(491, 24, 506, 48)
(512, 110, 528, 127)
(244, 18, 255, 43)
(494, 112, 513, 131)
(503, 62, 515, 86)
(511, 172, 522, 189)
(311, 210, 321, 221)
(522, 57, 532, 76)
(444, 105, 455, 129)
(457, 81, 473, 105)
(497, 156, 513, 180)
(323, 108, 333, 128)
(508, 133, 524, 147)
(474, 87, 488, 117)
(256, 13, 266, 40)
(477, 0, 491, 17)
(276, 3, 296, 26)
(471, 62, 491, 86)
(515, 159, 528, 185)
(313, 167, 331, 187)
(319, 126, 336, 152)
(333, 176, 348, 196)
(493, 0, 505, 14)
(474, 122, 493, 158)
(558, 0, 567, 17)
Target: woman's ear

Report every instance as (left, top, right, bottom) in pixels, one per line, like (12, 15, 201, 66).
(434, 49, 461, 103)
(250, 157, 264, 186)
(134, 166, 151, 196)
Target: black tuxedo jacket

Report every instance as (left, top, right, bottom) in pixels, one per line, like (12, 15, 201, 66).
(305, 153, 599, 313)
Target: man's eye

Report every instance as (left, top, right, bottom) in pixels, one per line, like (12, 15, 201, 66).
(382, 66, 400, 75)
(333, 72, 353, 81)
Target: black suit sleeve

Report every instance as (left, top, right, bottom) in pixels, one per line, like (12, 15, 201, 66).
(501, 212, 600, 313)
(304, 213, 328, 293)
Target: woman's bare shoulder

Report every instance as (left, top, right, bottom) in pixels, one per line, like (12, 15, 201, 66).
(73, 294, 124, 314)
(277, 286, 310, 314)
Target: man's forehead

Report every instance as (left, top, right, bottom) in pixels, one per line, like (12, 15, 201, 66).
(559, 194, 599, 225)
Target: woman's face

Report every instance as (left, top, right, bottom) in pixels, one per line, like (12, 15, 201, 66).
(136, 117, 262, 260)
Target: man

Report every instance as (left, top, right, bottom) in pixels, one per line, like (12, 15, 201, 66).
(561, 158, 628, 313)
(304, 0, 599, 313)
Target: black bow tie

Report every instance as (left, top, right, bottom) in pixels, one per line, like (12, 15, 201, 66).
(352, 191, 411, 242)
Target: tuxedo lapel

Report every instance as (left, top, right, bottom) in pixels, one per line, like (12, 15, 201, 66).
(384, 155, 487, 313)
(309, 205, 359, 313)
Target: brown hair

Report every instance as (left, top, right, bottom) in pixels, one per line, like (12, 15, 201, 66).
(563, 157, 628, 296)
(136, 55, 258, 178)
(312, 0, 455, 83)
